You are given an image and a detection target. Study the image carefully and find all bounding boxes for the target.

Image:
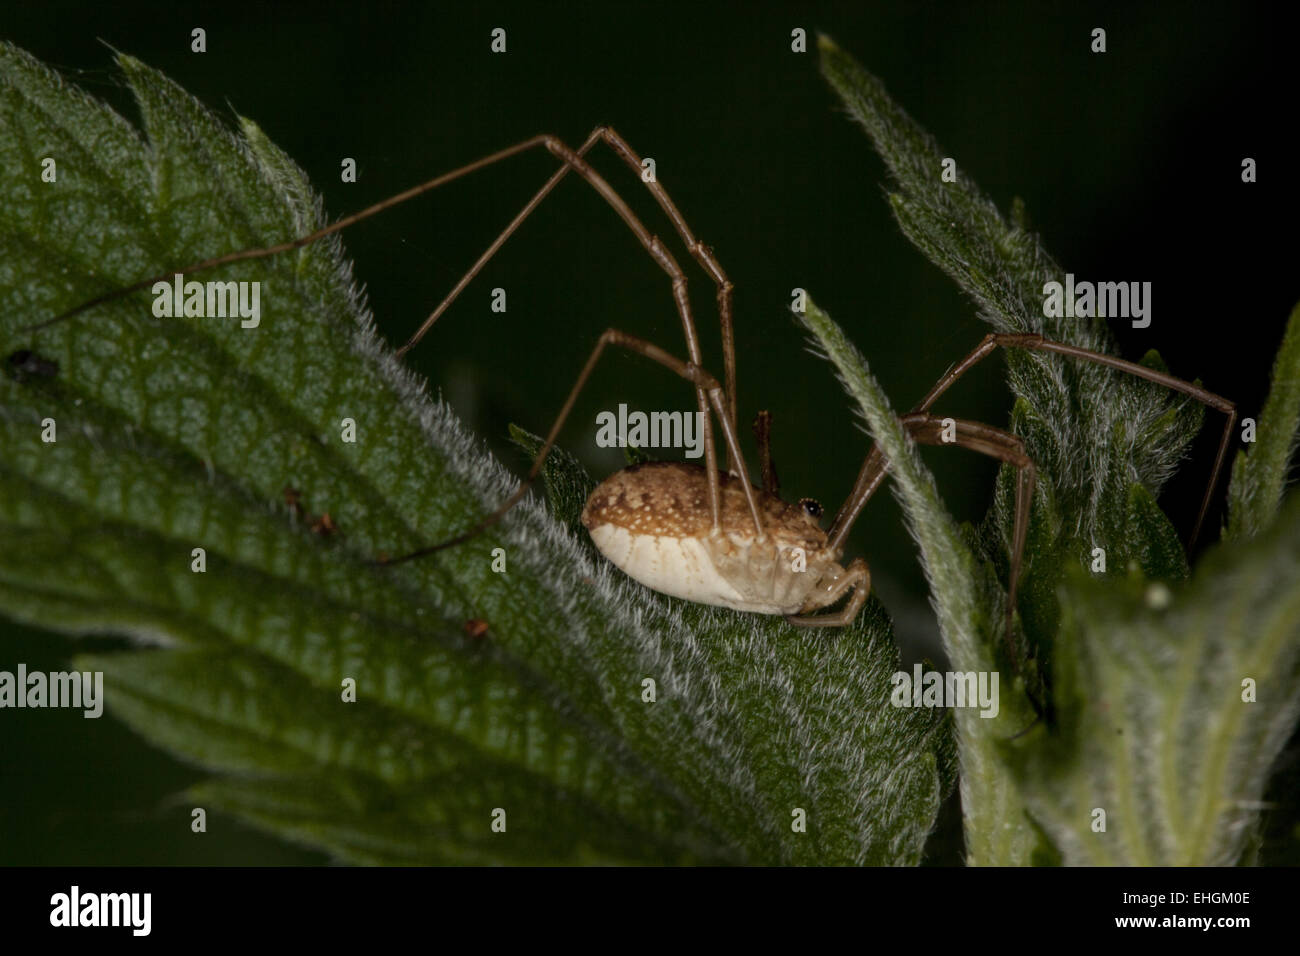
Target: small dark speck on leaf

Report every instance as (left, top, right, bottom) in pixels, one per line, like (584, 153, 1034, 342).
(6, 348, 59, 382)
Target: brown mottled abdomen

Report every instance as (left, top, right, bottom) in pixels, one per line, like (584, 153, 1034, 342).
(580, 462, 834, 613)
(581, 462, 820, 541)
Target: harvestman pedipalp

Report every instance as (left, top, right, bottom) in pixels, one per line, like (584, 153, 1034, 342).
(26, 125, 1237, 667)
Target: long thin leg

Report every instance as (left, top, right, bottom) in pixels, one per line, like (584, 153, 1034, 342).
(23, 135, 566, 334)
(30, 129, 744, 542)
(380, 328, 765, 566)
(810, 411, 1036, 658)
(901, 413, 1036, 665)
(395, 128, 739, 471)
(389, 132, 728, 516)
(753, 410, 779, 496)
(590, 129, 738, 465)
(395, 129, 739, 468)
(392, 127, 606, 357)
(829, 332, 1236, 553)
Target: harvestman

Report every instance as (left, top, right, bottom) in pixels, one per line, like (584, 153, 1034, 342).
(28, 126, 1238, 663)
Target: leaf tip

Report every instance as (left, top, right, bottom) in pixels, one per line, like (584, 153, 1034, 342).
(113, 51, 145, 74)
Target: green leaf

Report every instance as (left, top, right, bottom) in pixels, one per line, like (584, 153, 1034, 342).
(798, 298, 1038, 865)
(817, 34, 1205, 546)
(1227, 299, 1300, 541)
(1010, 494, 1300, 864)
(507, 424, 596, 538)
(73, 647, 667, 864)
(812, 38, 1300, 868)
(1, 43, 952, 865)
(814, 36, 1203, 865)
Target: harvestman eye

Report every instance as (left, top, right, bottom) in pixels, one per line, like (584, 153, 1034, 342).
(29, 126, 1238, 672)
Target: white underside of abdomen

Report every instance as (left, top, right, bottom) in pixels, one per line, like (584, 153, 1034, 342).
(587, 523, 796, 615)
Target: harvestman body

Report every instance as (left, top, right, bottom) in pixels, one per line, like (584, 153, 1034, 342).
(583, 461, 867, 625)
(27, 125, 1238, 661)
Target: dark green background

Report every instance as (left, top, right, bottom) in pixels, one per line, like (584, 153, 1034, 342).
(2, 0, 1294, 864)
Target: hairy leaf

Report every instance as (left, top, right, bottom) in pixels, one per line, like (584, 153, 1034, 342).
(816, 36, 1300, 868)
(818, 34, 1207, 547)
(1012, 495, 1300, 864)
(1227, 300, 1300, 541)
(799, 298, 1039, 865)
(0, 43, 951, 865)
